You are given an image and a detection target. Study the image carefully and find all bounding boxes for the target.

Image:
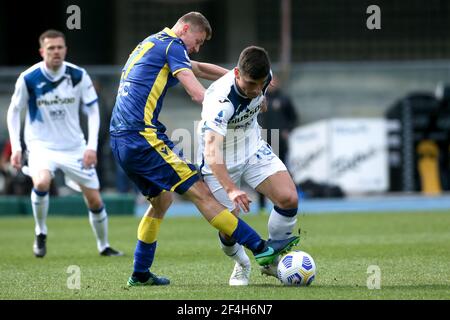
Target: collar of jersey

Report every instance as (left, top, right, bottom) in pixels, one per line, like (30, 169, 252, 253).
(233, 79, 251, 100)
(40, 62, 67, 82)
(163, 27, 178, 38)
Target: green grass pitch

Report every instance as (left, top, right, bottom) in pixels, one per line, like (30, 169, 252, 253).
(0, 211, 449, 299)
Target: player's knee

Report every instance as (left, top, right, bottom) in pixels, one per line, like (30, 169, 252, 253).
(89, 200, 104, 211)
(160, 195, 174, 212)
(151, 192, 173, 213)
(85, 193, 103, 210)
(275, 191, 298, 210)
(33, 179, 51, 192)
(188, 181, 214, 203)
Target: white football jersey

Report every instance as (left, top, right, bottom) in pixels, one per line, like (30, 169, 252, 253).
(10, 61, 98, 151)
(197, 70, 272, 174)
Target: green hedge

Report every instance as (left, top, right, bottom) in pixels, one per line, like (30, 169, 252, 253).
(0, 194, 135, 216)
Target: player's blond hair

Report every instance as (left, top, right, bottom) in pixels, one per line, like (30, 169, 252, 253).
(178, 12, 212, 40)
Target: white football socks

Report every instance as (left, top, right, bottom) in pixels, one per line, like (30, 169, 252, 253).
(268, 207, 297, 240)
(31, 189, 49, 236)
(219, 237, 251, 267)
(89, 207, 110, 252)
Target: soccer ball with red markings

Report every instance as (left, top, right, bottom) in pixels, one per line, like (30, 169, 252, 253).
(277, 251, 316, 286)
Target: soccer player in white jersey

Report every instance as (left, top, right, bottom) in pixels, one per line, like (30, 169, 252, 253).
(6, 29, 123, 258)
(198, 46, 299, 285)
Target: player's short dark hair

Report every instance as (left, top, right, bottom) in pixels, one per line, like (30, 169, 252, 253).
(39, 29, 66, 47)
(179, 12, 212, 40)
(238, 46, 271, 80)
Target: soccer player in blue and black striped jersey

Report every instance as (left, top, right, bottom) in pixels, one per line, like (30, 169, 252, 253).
(110, 12, 299, 286)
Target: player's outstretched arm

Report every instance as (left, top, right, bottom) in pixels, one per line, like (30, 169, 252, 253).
(176, 69, 206, 104)
(191, 61, 229, 81)
(204, 130, 251, 213)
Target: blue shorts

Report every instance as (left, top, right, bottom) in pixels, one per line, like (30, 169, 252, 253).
(110, 129, 199, 198)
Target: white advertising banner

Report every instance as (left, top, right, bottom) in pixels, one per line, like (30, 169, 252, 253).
(287, 120, 328, 184)
(287, 118, 388, 193)
(328, 119, 388, 193)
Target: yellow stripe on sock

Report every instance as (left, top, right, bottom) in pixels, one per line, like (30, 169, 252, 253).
(137, 216, 162, 243)
(209, 209, 238, 237)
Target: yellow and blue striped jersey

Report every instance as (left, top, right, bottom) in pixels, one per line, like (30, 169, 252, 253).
(110, 27, 192, 133)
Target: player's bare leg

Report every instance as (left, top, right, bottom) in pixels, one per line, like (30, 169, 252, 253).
(182, 180, 226, 221)
(256, 171, 298, 212)
(80, 185, 123, 256)
(145, 191, 173, 219)
(183, 180, 299, 266)
(31, 170, 52, 257)
(216, 171, 298, 283)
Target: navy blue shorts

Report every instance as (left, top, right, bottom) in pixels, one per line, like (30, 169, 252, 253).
(110, 129, 199, 198)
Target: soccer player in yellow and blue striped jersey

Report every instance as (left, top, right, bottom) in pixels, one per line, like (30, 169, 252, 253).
(109, 12, 299, 286)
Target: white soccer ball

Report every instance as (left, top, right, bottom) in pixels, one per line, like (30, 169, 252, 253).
(277, 250, 316, 286)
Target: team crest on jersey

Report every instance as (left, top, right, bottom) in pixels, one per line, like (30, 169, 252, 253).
(214, 110, 224, 124)
(160, 146, 169, 155)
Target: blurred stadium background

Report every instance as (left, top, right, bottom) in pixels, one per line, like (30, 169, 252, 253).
(1, 0, 450, 215)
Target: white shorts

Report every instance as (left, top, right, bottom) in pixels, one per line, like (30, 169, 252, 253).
(203, 144, 287, 211)
(27, 145, 100, 190)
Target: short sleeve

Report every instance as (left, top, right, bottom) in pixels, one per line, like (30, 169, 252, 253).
(80, 71, 98, 106)
(10, 75, 29, 111)
(166, 40, 192, 76)
(202, 97, 235, 136)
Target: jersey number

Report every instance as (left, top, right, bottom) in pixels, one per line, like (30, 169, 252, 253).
(122, 41, 155, 80)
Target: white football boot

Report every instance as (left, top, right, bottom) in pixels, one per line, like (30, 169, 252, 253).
(229, 262, 251, 286)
